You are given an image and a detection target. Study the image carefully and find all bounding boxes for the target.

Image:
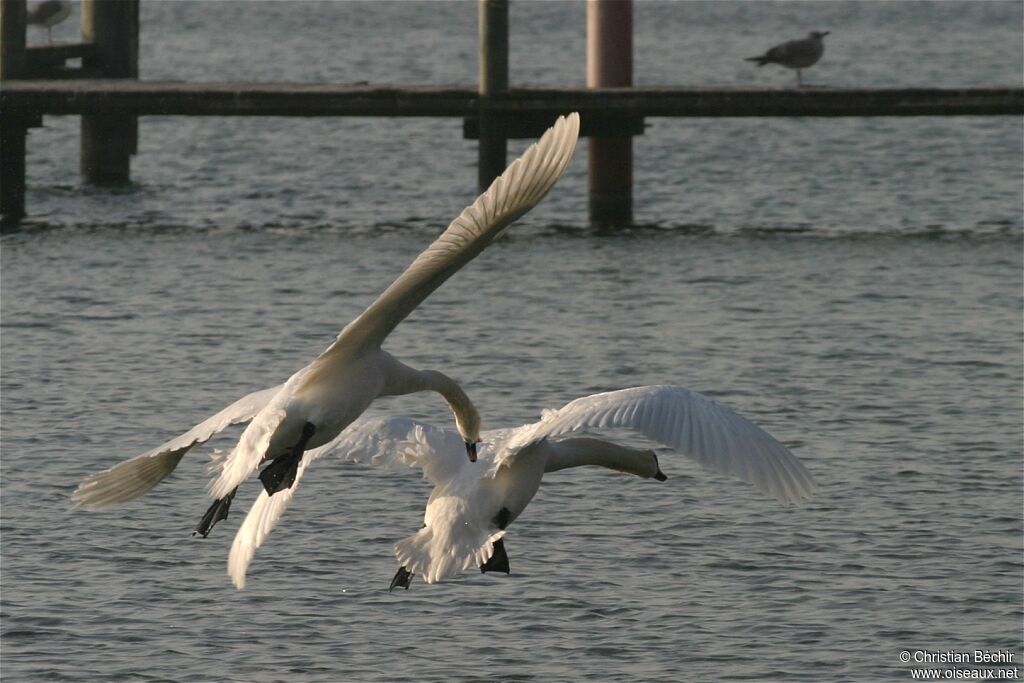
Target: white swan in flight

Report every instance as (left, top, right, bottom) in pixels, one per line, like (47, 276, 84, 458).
(227, 385, 816, 589)
(72, 113, 582, 538)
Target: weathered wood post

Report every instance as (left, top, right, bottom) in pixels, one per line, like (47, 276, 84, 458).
(587, 0, 633, 226)
(80, 0, 138, 185)
(1, 0, 29, 218)
(477, 0, 508, 192)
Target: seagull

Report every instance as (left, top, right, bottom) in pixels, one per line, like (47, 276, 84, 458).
(72, 113, 582, 540)
(27, 0, 71, 44)
(745, 31, 829, 86)
(226, 385, 816, 590)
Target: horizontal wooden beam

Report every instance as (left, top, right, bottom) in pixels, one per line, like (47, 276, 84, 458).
(2, 80, 1021, 118)
(26, 43, 101, 65)
(464, 112, 644, 139)
(1, 81, 478, 116)
(22, 44, 105, 78)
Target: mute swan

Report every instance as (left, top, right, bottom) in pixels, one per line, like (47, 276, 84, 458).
(745, 31, 829, 86)
(72, 113, 582, 538)
(227, 385, 816, 589)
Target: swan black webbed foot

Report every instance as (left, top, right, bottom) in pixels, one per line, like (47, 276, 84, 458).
(480, 507, 512, 574)
(390, 566, 414, 591)
(258, 421, 316, 495)
(193, 487, 237, 537)
(480, 538, 510, 575)
(652, 452, 667, 481)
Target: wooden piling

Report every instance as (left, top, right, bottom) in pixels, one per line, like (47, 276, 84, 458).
(1, 116, 28, 220)
(587, 0, 633, 227)
(1, 0, 29, 219)
(79, 0, 138, 185)
(477, 0, 508, 192)
(1, 0, 28, 80)
(1, 0, 1021, 219)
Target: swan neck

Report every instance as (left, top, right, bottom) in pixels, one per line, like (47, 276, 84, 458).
(379, 355, 479, 442)
(545, 437, 660, 478)
(417, 370, 480, 442)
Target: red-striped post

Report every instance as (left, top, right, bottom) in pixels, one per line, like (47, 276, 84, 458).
(586, 0, 633, 226)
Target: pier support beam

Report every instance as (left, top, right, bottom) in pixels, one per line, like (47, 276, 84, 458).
(1, 0, 27, 80)
(80, 0, 138, 185)
(587, 0, 633, 227)
(1, 0, 28, 219)
(477, 0, 508, 192)
(1, 117, 28, 220)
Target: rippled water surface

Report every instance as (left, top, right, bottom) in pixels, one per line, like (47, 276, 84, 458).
(3, 2, 1022, 682)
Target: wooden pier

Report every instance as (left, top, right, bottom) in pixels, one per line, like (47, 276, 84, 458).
(7, 81, 1020, 119)
(1, 0, 1022, 224)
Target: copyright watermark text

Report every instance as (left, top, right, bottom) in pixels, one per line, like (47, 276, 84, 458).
(899, 650, 1019, 680)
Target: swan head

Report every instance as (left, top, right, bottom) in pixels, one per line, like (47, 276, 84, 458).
(419, 368, 481, 462)
(810, 31, 830, 39)
(454, 408, 481, 462)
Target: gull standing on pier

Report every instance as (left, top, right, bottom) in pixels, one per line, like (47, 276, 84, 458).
(27, 0, 71, 44)
(73, 113, 581, 539)
(226, 385, 816, 589)
(746, 31, 829, 86)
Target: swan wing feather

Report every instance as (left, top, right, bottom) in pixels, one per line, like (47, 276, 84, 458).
(226, 415, 465, 588)
(310, 112, 580, 361)
(227, 454, 312, 589)
(498, 385, 816, 504)
(307, 415, 467, 485)
(72, 385, 282, 510)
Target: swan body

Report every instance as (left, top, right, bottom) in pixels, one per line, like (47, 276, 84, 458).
(227, 385, 816, 589)
(72, 113, 582, 533)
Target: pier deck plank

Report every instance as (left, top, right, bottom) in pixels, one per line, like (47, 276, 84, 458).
(3, 80, 1021, 118)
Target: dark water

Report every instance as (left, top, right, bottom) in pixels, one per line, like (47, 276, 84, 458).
(3, 2, 1022, 681)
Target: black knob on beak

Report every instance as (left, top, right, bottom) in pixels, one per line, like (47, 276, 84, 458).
(465, 441, 478, 462)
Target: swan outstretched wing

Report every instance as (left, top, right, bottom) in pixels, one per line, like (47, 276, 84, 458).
(228, 456, 311, 589)
(313, 112, 580, 361)
(308, 415, 467, 485)
(72, 385, 282, 510)
(498, 385, 816, 504)
(226, 422, 386, 589)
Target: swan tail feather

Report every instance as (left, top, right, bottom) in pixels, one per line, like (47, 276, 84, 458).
(394, 526, 505, 584)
